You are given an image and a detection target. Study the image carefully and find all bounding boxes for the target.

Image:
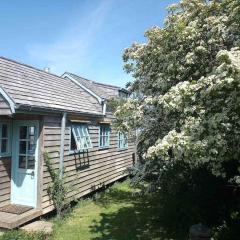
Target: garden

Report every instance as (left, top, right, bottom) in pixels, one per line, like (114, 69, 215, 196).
(1, 0, 240, 239)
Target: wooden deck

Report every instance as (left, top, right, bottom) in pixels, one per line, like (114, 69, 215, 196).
(0, 208, 42, 229)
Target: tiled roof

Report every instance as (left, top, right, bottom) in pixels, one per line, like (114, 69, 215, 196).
(0, 57, 102, 115)
(64, 72, 121, 100)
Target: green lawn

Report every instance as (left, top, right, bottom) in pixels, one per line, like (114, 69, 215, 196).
(51, 180, 176, 240)
(0, 180, 179, 240)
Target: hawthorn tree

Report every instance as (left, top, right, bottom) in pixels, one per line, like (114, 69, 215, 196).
(115, 0, 240, 187)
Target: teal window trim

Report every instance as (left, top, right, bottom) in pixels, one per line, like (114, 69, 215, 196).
(0, 121, 12, 157)
(69, 124, 92, 153)
(118, 132, 128, 150)
(99, 124, 110, 149)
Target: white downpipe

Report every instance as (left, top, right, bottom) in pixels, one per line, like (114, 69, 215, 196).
(60, 112, 67, 178)
(102, 101, 107, 115)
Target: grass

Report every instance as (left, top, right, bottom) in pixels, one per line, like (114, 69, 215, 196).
(0, 230, 46, 240)
(52, 180, 176, 240)
(0, 180, 180, 240)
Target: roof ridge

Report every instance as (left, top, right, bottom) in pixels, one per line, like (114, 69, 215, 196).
(0, 56, 62, 79)
(67, 72, 121, 89)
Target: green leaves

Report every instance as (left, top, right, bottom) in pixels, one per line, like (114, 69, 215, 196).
(44, 152, 70, 218)
(116, 0, 240, 184)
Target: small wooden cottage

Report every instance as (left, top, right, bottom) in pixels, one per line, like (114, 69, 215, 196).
(0, 57, 135, 229)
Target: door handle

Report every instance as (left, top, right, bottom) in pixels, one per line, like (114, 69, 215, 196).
(30, 171, 35, 177)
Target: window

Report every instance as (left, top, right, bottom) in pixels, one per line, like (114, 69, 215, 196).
(118, 132, 128, 150)
(99, 124, 110, 148)
(0, 122, 11, 156)
(18, 126, 36, 169)
(70, 124, 92, 152)
(118, 90, 129, 100)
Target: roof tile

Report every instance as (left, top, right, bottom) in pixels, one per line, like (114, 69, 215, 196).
(0, 57, 102, 115)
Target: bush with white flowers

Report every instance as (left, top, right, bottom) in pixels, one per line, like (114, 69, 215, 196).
(115, 0, 240, 184)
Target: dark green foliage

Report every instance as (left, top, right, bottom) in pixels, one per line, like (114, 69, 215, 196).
(44, 152, 69, 218)
(107, 97, 127, 112)
(130, 161, 240, 239)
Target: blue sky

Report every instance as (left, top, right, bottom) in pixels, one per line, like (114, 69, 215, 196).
(0, 0, 176, 87)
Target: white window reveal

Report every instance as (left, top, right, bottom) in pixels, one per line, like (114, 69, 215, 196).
(118, 132, 128, 150)
(0, 122, 11, 157)
(71, 124, 92, 152)
(99, 124, 110, 148)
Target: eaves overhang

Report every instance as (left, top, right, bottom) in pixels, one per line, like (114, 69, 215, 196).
(0, 87, 16, 114)
(15, 104, 104, 118)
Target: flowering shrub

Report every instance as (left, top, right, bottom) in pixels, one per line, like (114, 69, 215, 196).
(115, 0, 240, 184)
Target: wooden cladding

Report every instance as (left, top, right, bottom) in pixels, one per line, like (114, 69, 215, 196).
(41, 115, 134, 213)
(0, 94, 11, 115)
(0, 157, 11, 207)
(0, 112, 135, 215)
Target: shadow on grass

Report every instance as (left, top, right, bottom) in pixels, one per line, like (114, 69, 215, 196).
(94, 188, 136, 208)
(89, 166, 240, 240)
(90, 186, 187, 240)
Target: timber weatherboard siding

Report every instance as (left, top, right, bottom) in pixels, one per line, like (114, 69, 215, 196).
(0, 115, 12, 207)
(0, 114, 42, 208)
(0, 56, 135, 227)
(0, 157, 11, 207)
(41, 113, 134, 214)
(0, 112, 134, 215)
(0, 94, 11, 115)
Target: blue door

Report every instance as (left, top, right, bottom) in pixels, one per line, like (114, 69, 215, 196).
(11, 121, 39, 208)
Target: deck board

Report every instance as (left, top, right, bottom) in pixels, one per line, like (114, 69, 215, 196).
(0, 209, 42, 229)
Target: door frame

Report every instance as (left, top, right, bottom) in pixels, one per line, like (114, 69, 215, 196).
(10, 120, 40, 208)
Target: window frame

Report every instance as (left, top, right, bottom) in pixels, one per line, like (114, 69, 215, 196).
(117, 132, 128, 150)
(99, 124, 111, 149)
(0, 121, 12, 157)
(69, 124, 92, 153)
(118, 90, 129, 100)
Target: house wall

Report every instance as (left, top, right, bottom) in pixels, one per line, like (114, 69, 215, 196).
(0, 94, 11, 115)
(0, 115, 11, 207)
(0, 111, 135, 213)
(41, 112, 135, 214)
(0, 157, 11, 207)
(0, 114, 43, 208)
